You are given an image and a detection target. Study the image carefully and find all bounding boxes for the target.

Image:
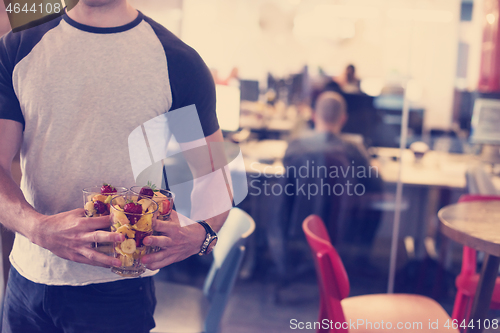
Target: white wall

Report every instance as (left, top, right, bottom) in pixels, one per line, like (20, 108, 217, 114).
(180, 0, 461, 131)
(128, 0, 183, 36)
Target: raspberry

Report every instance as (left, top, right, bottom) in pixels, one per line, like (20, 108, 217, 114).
(101, 183, 116, 194)
(124, 202, 142, 225)
(94, 201, 107, 215)
(135, 230, 150, 247)
(139, 186, 154, 198)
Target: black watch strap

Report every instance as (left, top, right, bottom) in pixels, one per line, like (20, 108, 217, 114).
(197, 220, 215, 236)
(197, 220, 217, 255)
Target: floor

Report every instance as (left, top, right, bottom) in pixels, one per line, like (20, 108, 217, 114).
(155, 233, 500, 333)
(220, 280, 319, 333)
(219, 278, 500, 333)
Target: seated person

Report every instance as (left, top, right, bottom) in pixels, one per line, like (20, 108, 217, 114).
(287, 91, 382, 194)
(335, 64, 361, 94)
(284, 91, 383, 267)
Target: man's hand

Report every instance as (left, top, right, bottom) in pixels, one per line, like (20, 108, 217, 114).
(31, 208, 125, 268)
(0, 119, 127, 269)
(140, 211, 205, 270)
(139, 129, 231, 270)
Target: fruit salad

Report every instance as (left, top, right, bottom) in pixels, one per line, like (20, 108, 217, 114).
(82, 184, 128, 254)
(130, 183, 174, 220)
(109, 194, 158, 277)
(83, 184, 128, 217)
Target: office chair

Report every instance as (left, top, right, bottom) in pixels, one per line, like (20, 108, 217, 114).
(269, 147, 352, 300)
(452, 194, 500, 326)
(152, 208, 255, 333)
(302, 215, 457, 333)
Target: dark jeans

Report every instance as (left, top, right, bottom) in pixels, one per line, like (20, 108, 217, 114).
(2, 267, 156, 333)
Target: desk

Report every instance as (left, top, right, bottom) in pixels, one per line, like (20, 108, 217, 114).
(239, 102, 299, 139)
(239, 140, 499, 260)
(370, 147, 476, 189)
(438, 201, 500, 333)
(240, 140, 286, 177)
(239, 141, 489, 188)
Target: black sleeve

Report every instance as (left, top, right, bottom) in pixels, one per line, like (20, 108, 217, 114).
(0, 32, 24, 128)
(143, 16, 219, 138)
(168, 47, 218, 137)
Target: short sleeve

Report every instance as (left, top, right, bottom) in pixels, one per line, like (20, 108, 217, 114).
(168, 49, 218, 137)
(0, 33, 25, 128)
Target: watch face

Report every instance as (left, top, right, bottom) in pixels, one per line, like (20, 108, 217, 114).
(206, 237, 218, 254)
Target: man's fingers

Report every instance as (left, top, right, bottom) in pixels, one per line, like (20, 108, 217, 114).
(81, 231, 124, 244)
(153, 220, 174, 234)
(144, 258, 175, 271)
(73, 208, 86, 217)
(72, 254, 110, 268)
(141, 251, 176, 270)
(143, 235, 172, 248)
(80, 247, 121, 268)
(81, 214, 113, 229)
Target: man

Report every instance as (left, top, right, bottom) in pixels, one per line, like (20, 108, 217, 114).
(282, 91, 383, 269)
(0, 1, 228, 332)
(336, 64, 361, 94)
(286, 91, 382, 194)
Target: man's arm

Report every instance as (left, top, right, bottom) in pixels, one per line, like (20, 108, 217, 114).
(0, 119, 124, 268)
(141, 129, 230, 270)
(0, 120, 32, 237)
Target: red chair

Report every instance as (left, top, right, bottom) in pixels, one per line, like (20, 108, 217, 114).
(452, 194, 500, 326)
(303, 215, 456, 333)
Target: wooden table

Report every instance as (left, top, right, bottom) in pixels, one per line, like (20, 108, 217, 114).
(438, 201, 500, 333)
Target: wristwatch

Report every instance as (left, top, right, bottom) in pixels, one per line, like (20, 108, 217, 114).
(197, 220, 218, 255)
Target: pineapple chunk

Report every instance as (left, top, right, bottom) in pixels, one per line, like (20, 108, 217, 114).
(138, 199, 152, 213)
(113, 210, 130, 225)
(84, 201, 96, 216)
(92, 194, 107, 203)
(116, 225, 135, 239)
(114, 196, 126, 207)
(132, 214, 152, 231)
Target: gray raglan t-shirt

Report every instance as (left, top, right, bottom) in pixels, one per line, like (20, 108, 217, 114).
(0, 11, 219, 285)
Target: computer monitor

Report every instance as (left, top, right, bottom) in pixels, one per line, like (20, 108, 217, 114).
(215, 84, 241, 132)
(288, 73, 304, 105)
(470, 98, 500, 145)
(240, 80, 260, 102)
(470, 98, 500, 164)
